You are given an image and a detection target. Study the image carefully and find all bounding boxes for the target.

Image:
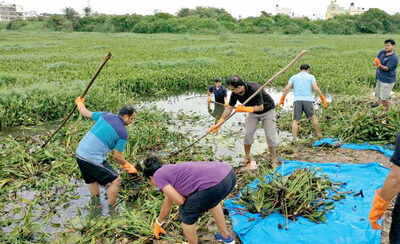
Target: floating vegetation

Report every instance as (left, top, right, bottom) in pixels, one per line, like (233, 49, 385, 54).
(130, 57, 217, 70)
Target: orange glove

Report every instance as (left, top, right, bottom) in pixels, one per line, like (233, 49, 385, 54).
(278, 95, 286, 110)
(75, 96, 84, 104)
(320, 95, 328, 108)
(235, 105, 255, 113)
(209, 117, 224, 133)
(374, 57, 381, 68)
(208, 97, 211, 104)
(75, 97, 85, 109)
(120, 161, 137, 174)
(369, 189, 389, 230)
(154, 218, 167, 239)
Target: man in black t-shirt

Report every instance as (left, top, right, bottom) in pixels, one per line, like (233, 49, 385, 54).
(369, 132, 400, 243)
(209, 75, 278, 168)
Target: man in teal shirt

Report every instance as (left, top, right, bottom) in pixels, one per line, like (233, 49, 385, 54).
(75, 97, 137, 207)
(278, 64, 327, 141)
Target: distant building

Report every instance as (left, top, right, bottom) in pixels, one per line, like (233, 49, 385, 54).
(348, 2, 365, 16)
(275, 4, 293, 17)
(326, 0, 365, 19)
(0, 1, 24, 22)
(24, 10, 38, 19)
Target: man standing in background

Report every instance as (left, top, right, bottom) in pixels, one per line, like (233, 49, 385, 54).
(373, 39, 398, 111)
(208, 78, 228, 106)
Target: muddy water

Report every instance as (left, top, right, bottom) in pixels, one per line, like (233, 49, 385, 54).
(1, 178, 113, 236)
(1, 89, 330, 239)
(143, 88, 330, 165)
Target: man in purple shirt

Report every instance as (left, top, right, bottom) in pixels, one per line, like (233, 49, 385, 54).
(143, 157, 236, 244)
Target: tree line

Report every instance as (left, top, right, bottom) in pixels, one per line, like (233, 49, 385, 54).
(4, 6, 400, 34)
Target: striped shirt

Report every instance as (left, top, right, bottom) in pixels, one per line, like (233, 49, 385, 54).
(76, 112, 127, 164)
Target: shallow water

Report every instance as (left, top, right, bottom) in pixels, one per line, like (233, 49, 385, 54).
(142, 88, 328, 165)
(1, 178, 113, 236)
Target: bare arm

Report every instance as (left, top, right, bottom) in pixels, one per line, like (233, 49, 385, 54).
(312, 82, 324, 97)
(158, 195, 173, 223)
(379, 65, 389, 72)
(76, 102, 92, 119)
(282, 82, 292, 97)
(162, 184, 186, 206)
(207, 90, 211, 97)
(221, 106, 234, 119)
(380, 164, 400, 201)
(113, 149, 128, 166)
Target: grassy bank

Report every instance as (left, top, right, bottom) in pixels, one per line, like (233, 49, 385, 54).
(1, 31, 398, 128)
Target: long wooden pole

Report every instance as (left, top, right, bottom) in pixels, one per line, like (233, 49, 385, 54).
(41, 52, 112, 148)
(169, 50, 307, 157)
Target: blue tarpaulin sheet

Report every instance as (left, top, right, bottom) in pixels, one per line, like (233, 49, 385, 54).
(313, 138, 394, 158)
(224, 161, 390, 244)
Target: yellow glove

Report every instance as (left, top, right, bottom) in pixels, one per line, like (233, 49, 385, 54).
(278, 95, 286, 110)
(235, 104, 255, 113)
(374, 57, 381, 68)
(369, 189, 389, 230)
(320, 95, 328, 108)
(208, 117, 224, 133)
(120, 161, 137, 174)
(153, 218, 167, 240)
(208, 97, 211, 104)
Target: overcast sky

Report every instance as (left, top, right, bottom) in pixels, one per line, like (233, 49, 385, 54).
(10, 0, 400, 18)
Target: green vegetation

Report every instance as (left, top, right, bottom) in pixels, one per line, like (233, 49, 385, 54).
(5, 7, 400, 35)
(235, 167, 350, 225)
(0, 109, 206, 243)
(1, 30, 400, 243)
(1, 31, 398, 130)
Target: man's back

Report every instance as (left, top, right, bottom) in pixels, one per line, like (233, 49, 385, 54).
(289, 71, 316, 102)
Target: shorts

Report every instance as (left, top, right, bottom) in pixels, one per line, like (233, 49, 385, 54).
(375, 80, 395, 101)
(179, 169, 236, 225)
(293, 101, 314, 121)
(76, 157, 118, 186)
(244, 109, 278, 147)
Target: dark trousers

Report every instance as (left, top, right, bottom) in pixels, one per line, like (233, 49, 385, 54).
(390, 194, 400, 244)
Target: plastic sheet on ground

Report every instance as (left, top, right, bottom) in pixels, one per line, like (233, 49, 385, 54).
(313, 138, 394, 158)
(224, 161, 390, 244)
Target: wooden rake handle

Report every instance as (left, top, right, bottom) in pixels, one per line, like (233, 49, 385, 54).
(41, 52, 112, 149)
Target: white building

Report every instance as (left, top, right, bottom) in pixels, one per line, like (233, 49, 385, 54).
(348, 2, 365, 16)
(24, 10, 38, 19)
(0, 1, 24, 22)
(275, 4, 293, 17)
(326, 0, 365, 19)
